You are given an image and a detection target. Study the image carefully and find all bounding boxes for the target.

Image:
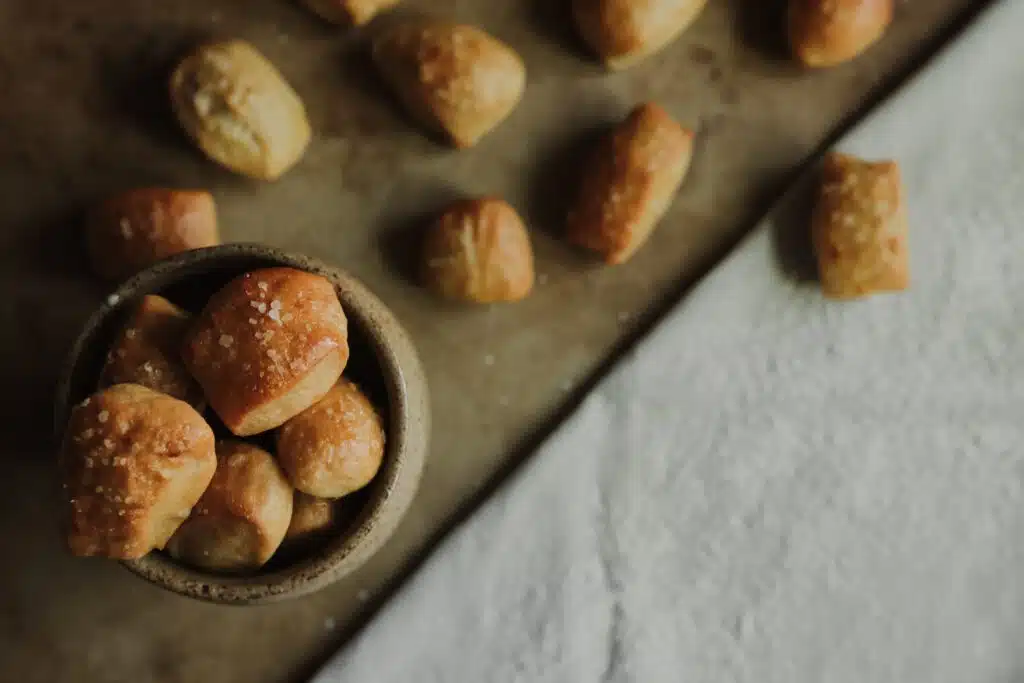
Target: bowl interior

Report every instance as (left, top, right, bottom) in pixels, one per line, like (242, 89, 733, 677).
(54, 244, 421, 603)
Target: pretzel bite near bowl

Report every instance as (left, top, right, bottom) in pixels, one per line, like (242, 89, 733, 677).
(85, 188, 219, 282)
(421, 197, 535, 304)
(182, 267, 349, 436)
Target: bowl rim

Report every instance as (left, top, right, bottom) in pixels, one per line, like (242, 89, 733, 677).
(53, 243, 430, 605)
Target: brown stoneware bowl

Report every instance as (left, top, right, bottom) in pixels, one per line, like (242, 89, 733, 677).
(53, 244, 429, 605)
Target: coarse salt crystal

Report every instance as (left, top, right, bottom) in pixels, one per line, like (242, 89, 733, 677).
(219, 335, 234, 348)
(106, 293, 120, 306)
(97, 411, 109, 423)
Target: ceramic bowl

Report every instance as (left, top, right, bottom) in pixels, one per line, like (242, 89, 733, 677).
(53, 244, 429, 605)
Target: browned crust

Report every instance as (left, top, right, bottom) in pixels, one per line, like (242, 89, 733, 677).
(193, 442, 291, 522)
(573, 0, 708, 70)
(169, 40, 311, 180)
(284, 492, 341, 544)
(372, 21, 526, 148)
(301, 0, 401, 25)
(567, 102, 695, 264)
(789, 0, 894, 68)
(182, 268, 349, 435)
(60, 384, 217, 559)
(811, 152, 909, 299)
(421, 197, 535, 304)
(166, 440, 294, 573)
(86, 188, 219, 282)
(98, 295, 205, 410)
(276, 379, 386, 499)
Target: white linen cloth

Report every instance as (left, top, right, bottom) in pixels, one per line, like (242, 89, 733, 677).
(315, 2, 1024, 680)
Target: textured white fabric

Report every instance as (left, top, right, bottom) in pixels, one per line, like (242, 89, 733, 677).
(315, 3, 1024, 680)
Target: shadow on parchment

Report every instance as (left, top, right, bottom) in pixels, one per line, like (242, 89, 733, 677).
(521, 123, 607, 245)
(375, 180, 466, 289)
(315, 32, 411, 143)
(9, 208, 106, 452)
(769, 166, 820, 284)
(525, 0, 591, 62)
(0, 212, 105, 650)
(32, 208, 93, 284)
(734, 0, 791, 62)
(96, 29, 213, 154)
